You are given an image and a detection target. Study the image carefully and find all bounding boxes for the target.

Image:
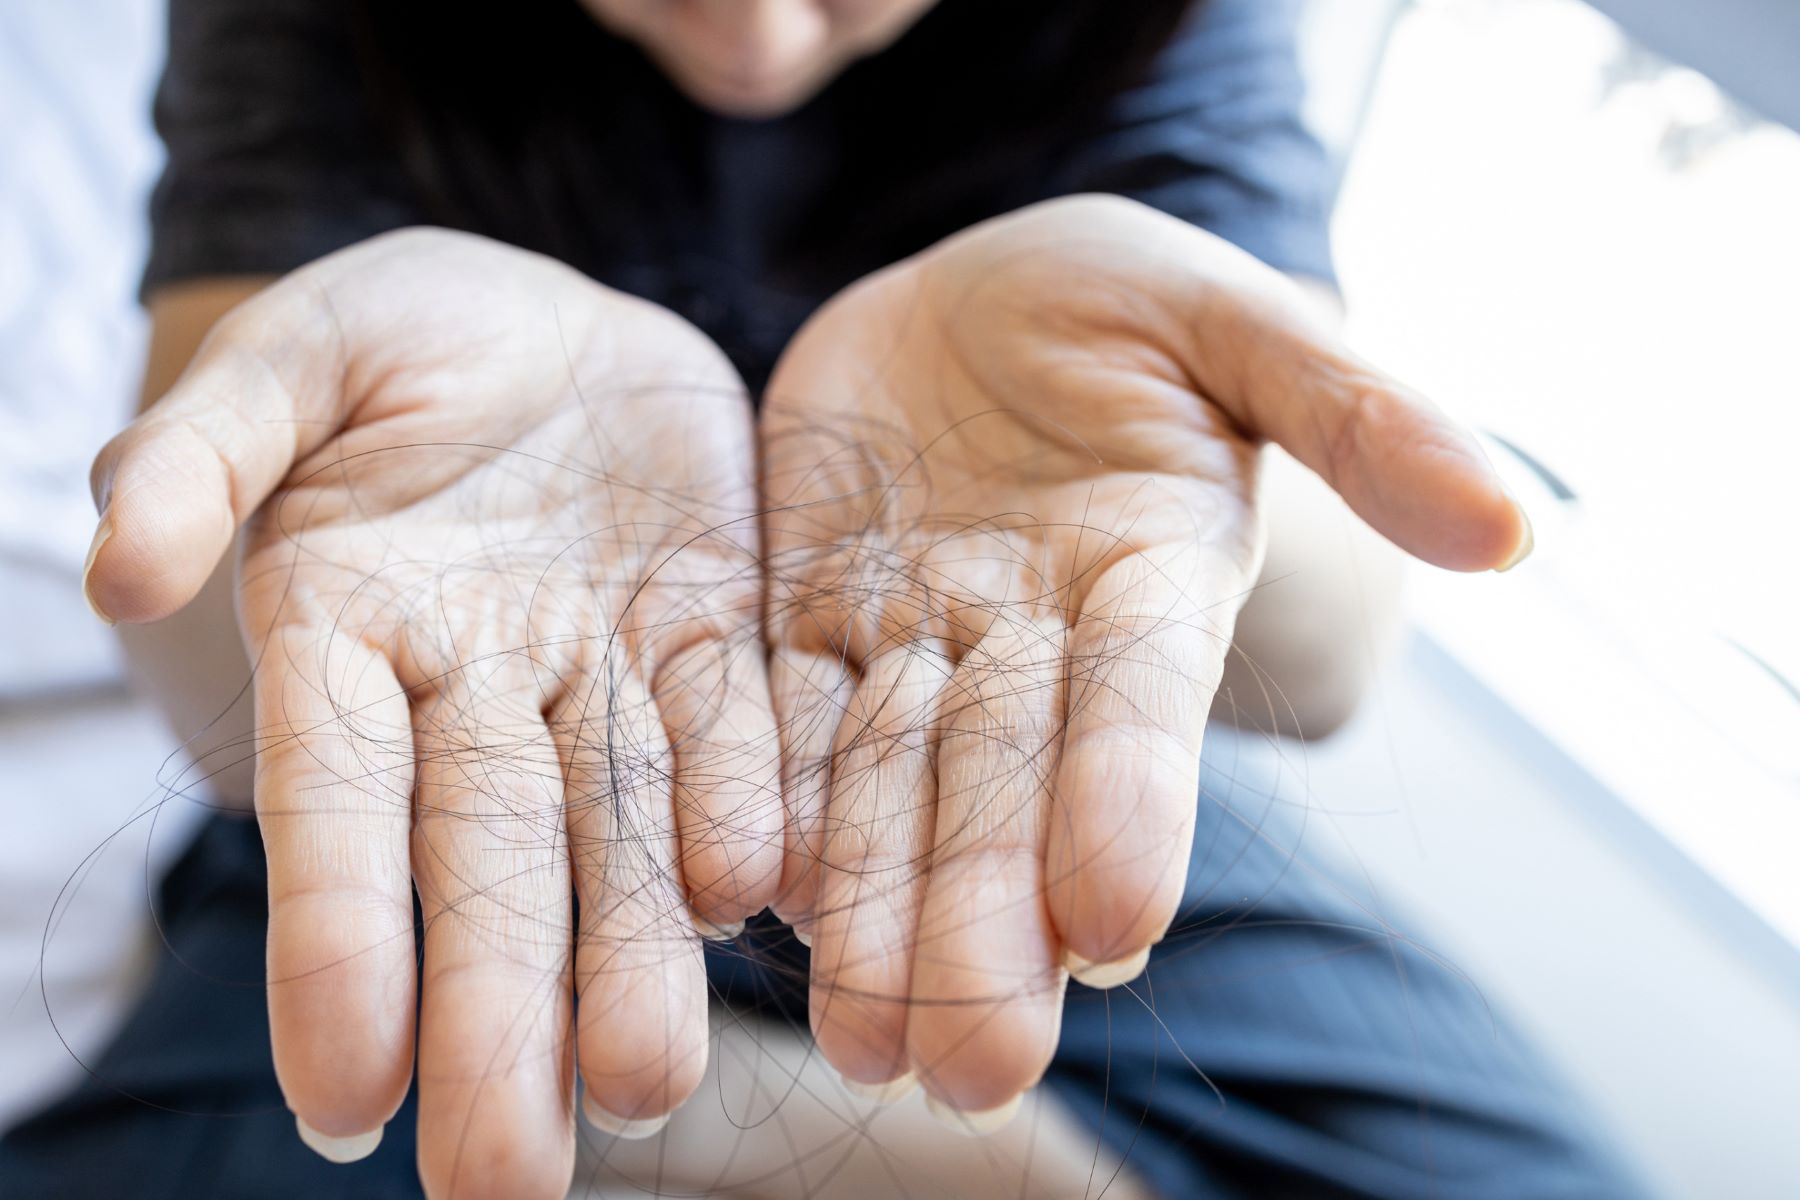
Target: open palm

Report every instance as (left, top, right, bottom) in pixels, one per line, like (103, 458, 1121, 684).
(760, 196, 1529, 1124)
(86, 230, 782, 1196)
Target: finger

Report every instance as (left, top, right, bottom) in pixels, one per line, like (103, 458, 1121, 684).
(412, 689, 575, 1200)
(256, 625, 416, 1158)
(1173, 247, 1530, 571)
(1047, 543, 1245, 983)
(553, 667, 708, 1138)
(84, 279, 347, 624)
(907, 612, 1067, 1121)
(809, 642, 948, 1090)
(761, 456, 891, 938)
(1034, 199, 1527, 573)
(767, 646, 856, 938)
(652, 632, 785, 932)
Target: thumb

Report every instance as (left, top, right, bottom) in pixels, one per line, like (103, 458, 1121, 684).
(1177, 265, 1531, 573)
(84, 282, 348, 624)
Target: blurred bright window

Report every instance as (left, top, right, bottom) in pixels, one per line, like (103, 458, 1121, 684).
(1332, 0, 1800, 944)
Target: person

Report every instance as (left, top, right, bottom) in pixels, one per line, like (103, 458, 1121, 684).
(2, 1, 1642, 1197)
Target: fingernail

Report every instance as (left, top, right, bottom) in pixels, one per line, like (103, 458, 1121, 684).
(1496, 502, 1535, 572)
(1064, 945, 1150, 989)
(582, 1093, 672, 1140)
(841, 1070, 916, 1104)
(925, 1092, 1022, 1136)
(295, 1116, 383, 1163)
(692, 916, 744, 942)
(82, 519, 115, 626)
(792, 927, 813, 948)
(91, 465, 113, 516)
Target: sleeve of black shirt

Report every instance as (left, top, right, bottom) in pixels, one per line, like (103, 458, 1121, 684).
(1051, 0, 1339, 286)
(141, 0, 422, 298)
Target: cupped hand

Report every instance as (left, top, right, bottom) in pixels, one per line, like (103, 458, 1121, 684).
(85, 230, 782, 1197)
(760, 195, 1529, 1126)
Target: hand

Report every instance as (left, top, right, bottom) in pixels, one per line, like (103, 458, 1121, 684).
(85, 230, 781, 1197)
(760, 195, 1529, 1123)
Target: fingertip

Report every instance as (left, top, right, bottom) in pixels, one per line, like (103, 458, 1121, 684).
(924, 1091, 1023, 1137)
(691, 914, 744, 942)
(682, 841, 784, 929)
(1064, 945, 1150, 990)
(1352, 437, 1531, 574)
(1495, 501, 1535, 572)
(86, 479, 230, 624)
(1417, 485, 1532, 573)
(89, 413, 136, 516)
(295, 1115, 384, 1164)
(1046, 742, 1196, 968)
(1272, 360, 1535, 575)
(85, 402, 264, 623)
(840, 1069, 917, 1104)
(580, 1093, 672, 1141)
(265, 893, 418, 1150)
(809, 930, 917, 1090)
(81, 519, 115, 626)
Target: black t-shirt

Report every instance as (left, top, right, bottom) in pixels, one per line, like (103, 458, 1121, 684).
(145, 0, 1335, 391)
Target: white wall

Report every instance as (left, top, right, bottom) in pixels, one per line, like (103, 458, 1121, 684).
(1277, 631, 1800, 1200)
